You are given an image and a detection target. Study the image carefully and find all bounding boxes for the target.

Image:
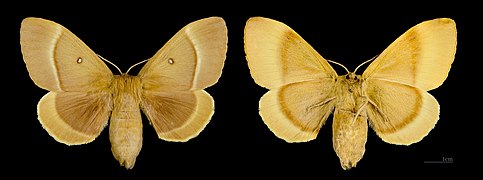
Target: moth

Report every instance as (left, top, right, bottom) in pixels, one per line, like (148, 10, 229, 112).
(244, 17, 456, 169)
(20, 17, 227, 169)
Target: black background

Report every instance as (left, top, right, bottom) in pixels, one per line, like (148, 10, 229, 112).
(4, 4, 475, 178)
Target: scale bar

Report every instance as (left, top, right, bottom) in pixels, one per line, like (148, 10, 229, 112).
(423, 161, 453, 164)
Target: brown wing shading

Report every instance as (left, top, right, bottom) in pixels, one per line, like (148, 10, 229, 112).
(363, 18, 456, 91)
(38, 92, 111, 145)
(244, 17, 337, 89)
(364, 79, 439, 145)
(140, 90, 213, 142)
(259, 80, 336, 142)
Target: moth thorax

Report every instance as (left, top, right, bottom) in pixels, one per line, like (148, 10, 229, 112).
(111, 75, 142, 102)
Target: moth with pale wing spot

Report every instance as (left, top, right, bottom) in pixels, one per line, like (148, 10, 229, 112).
(20, 17, 228, 169)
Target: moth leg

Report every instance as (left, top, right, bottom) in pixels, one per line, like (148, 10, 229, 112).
(367, 98, 390, 122)
(307, 96, 336, 111)
(352, 98, 368, 125)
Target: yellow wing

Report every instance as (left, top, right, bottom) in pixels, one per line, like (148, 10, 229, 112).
(20, 17, 113, 92)
(245, 17, 337, 142)
(139, 17, 227, 141)
(260, 81, 336, 142)
(20, 17, 113, 144)
(363, 18, 456, 91)
(365, 79, 439, 145)
(362, 18, 457, 145)
(244, 17, 337, 89)
(139, 17, 227, 91)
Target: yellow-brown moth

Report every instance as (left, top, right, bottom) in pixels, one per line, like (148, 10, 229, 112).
(244, 17, 456, 169)
(20, 17, 227, 169)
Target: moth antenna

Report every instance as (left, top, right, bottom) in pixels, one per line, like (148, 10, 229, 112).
(327, 60, 350, 74)
(354, 55, 378, 74)
(126, 59, 149, 74)
(98, 55, 123, 74)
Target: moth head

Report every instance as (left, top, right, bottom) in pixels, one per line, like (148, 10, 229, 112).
(345, 72, 357, 80)
(328, 57, 374, 84)
(329, 56, 376, 81)
(344, 72, 362, 83)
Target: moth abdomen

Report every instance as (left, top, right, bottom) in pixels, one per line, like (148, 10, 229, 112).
(109, 108, 143, 169)
(332, 108, 368, 170)
(109, 75, 143, 169)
